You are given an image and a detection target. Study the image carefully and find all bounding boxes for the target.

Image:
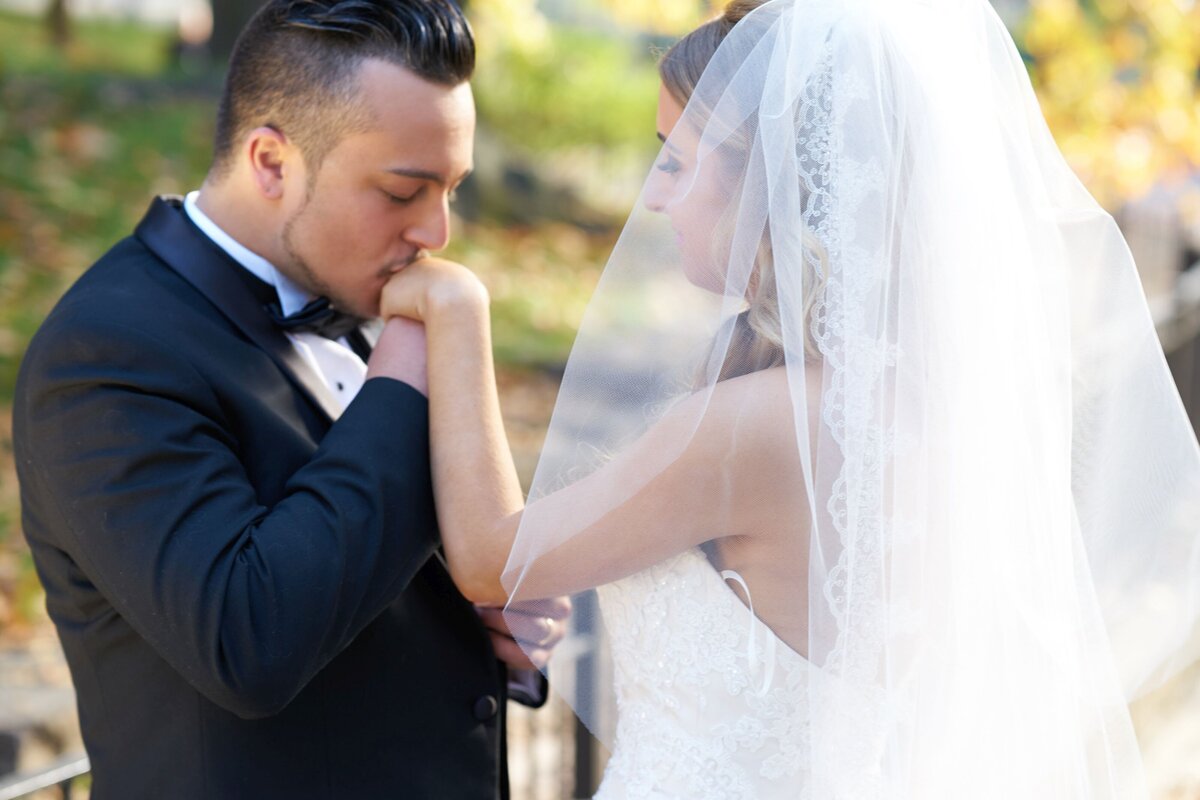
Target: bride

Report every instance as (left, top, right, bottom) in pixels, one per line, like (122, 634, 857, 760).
(380, 0, 1200, 796)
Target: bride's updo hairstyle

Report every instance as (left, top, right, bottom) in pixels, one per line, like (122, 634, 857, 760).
(659, 0, 766, 109)
(660, 0, 828, 376)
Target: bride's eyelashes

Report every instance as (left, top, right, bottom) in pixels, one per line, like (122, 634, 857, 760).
(656, 155, 683, 175)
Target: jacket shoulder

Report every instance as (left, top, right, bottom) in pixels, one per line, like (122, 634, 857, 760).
(29, 234, 230, 352)
(55, 235, 213, 323)
(15, 236, 239, 420)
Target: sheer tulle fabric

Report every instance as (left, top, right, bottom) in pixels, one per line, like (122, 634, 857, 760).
(503, 0, 1200, 795)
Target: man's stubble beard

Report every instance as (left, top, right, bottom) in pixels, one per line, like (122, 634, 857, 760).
(279, 190, 371, 318)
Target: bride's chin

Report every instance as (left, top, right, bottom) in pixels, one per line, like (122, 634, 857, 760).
(681, 262, 732, 296)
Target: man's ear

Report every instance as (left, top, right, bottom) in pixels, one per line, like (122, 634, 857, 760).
(244, 126, 297, 200)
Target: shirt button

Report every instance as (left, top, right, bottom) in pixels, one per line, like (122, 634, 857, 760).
(473, 694, 499, 721)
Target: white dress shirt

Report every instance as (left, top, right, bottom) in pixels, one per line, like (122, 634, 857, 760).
(184, 191, 367, 417)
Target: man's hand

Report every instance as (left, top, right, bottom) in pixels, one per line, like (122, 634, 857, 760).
(475, 596, 572, 671)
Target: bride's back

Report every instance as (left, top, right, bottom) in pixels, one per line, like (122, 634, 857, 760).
(701, 363, 818, 658)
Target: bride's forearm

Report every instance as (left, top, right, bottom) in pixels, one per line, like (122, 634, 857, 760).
(424, 284, 523, 605)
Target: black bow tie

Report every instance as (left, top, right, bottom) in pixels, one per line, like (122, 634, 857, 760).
(267, 296, 364, 340)
(223, 262, 365, 341)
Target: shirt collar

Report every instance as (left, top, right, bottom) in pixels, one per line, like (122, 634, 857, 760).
(183, 191, 314, 316)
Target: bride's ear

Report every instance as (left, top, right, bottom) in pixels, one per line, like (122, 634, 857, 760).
(245, 126, 301, 202)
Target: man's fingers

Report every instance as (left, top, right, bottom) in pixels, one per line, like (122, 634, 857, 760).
(476, 607, 509, 635)
(506, 596, 572, 621)
(509, 614, 567, 649)
(475, 606, 566, 649)
(498, 596, 573, 643)
(488, 631, 549, 671)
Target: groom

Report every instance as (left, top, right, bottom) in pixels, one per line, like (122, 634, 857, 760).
(13, 1, 567, 798)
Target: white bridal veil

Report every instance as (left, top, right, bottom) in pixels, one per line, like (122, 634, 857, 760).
(503, 0, 1200, 795)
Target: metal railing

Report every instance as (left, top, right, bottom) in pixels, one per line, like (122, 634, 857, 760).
(0, 754, 89, 800)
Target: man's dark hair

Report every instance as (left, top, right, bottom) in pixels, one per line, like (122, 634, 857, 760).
(211, 0, 475, 179)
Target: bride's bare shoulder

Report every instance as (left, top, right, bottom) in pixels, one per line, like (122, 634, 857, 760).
(663, 365, 806, 459)
(640, 365, 812, 468)
(708, 365, 803, 423)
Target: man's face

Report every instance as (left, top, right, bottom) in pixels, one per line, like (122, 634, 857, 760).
(279, 59, 475, 318)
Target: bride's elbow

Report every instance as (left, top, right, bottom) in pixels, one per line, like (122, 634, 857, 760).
(442, 544, 508, 605)
(440, 513, 519, 605)
(450, 569, 508, 606)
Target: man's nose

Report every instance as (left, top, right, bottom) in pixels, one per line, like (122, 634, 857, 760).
(405, 194, 452, 252)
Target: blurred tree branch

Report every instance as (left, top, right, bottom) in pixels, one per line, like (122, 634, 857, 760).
(45, 0, 69, 47)
(209, 0, 262, 59)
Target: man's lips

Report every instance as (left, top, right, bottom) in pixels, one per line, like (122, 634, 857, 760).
(378, 249, 430, 280)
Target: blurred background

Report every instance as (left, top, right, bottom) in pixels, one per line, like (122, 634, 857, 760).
(2, 0, 1200, 797)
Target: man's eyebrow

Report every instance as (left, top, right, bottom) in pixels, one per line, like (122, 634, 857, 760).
(384, 167, 474, 186)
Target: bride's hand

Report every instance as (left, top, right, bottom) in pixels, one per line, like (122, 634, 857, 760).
(380, 257, 488, 323)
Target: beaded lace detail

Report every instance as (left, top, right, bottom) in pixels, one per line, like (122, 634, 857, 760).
(593, 548, 812, 800)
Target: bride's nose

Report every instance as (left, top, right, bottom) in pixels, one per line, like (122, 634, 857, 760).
(643, 172, 671, 214)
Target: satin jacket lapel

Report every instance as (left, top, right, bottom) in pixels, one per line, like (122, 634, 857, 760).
(134, 196, 344, 422)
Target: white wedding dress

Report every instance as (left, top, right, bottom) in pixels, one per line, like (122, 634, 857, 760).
(593, 548, 813, 800)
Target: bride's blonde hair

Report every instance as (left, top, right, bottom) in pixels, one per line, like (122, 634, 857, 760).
(660, 0, 829, 376)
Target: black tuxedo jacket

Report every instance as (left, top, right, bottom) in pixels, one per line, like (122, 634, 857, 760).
(14, 197, 522, 799)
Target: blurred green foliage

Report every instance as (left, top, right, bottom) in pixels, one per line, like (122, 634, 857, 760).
(0, 8, 167, 76)
(0, 12, 214, 407)
(473, 26, 661, 157)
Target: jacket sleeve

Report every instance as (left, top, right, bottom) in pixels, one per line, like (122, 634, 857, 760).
(15, 317, 439, 719)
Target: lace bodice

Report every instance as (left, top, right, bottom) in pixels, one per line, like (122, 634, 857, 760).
(593, 548, 812, 800)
